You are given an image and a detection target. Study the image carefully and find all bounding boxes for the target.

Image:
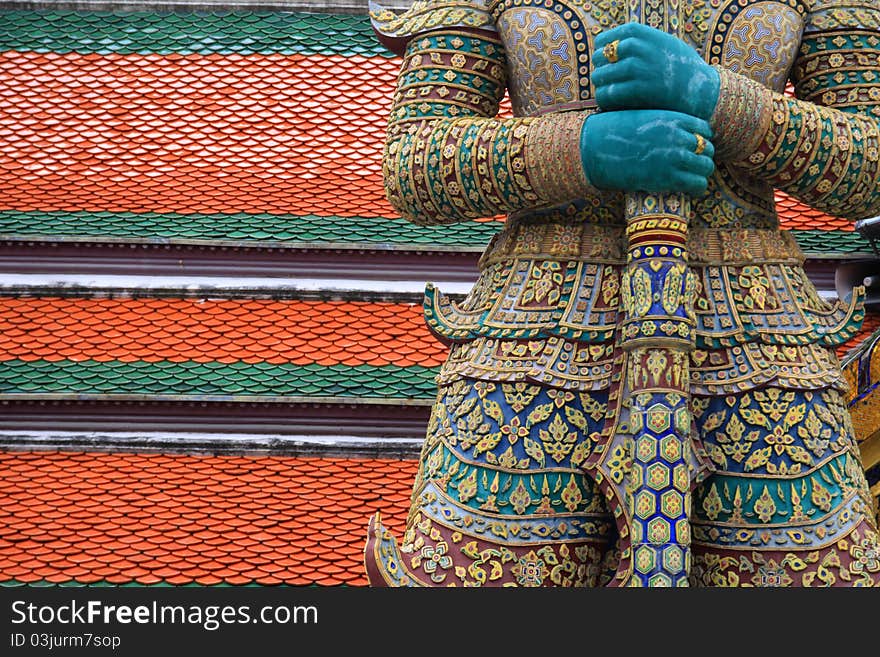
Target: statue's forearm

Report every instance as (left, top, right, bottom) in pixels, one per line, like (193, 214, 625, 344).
(711, 65, 880, 222)
(385, 112, 591, 225)
(382, 31, 594, 225)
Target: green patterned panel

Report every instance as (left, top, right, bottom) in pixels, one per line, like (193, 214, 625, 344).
(0, 211, 870, 254)
(0, 10, 389, 57)
(790, 229, 876, 256)
(0, 360, 438, 400)
(0, 211, 499, 248)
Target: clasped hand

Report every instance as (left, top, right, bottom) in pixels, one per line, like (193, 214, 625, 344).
(580, 23, 721, 196)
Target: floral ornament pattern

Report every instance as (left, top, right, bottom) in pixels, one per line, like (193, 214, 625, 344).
(412, 542, 454, 583)
(512, 550, 548, 586)
(849, 534, 880, 575)
(364, 0, 880, 587)
(691, 527, 880, 587)
(752, 559, 794, 587)
(694, 388, 856, 476)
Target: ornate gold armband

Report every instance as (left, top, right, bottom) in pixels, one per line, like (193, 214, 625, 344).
(709, 65, 775, 162)
(524, 111, 598, 205)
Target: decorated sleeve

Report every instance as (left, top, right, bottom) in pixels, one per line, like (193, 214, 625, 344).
(372, 6, 595, 226)
(708, 3, 880, 222)
(369, 0, 498, 56)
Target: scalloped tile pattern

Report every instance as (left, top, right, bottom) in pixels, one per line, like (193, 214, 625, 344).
(791, 229, 873, 254)
(838, 309, 880, 359)
(0, 10, 391, 57)
(0, 211, 503, 246)
(775, 190, 852, 232)
(0, 213, 867, 254)
(0, 51, 396, 217)
(0, 297, 444, 367)
(0, 8, 872, 593)
(0, 9, 844, 235)
(0, 451, 416, 586)
(0, 360, 438, 399)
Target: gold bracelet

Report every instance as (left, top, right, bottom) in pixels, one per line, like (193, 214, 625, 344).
(524, 111, 597, 205)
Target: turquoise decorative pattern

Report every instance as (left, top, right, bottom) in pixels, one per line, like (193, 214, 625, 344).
(694, 452, 864, 527)
(0, 10, 392, 57)
(367, 377, 617, 587)
(712, 10, 880, 220)
(425, 257, 864, 349)
(0, 360, 438, 400)
(793, 29, 880, 119)
(0, 211, 871, 254)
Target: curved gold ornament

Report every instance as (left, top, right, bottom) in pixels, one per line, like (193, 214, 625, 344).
(662, 264, 685, 315)
(631, 268, 653, 317)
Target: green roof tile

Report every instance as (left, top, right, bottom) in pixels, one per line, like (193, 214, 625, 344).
(0, 10, 390, 57)
(789, 229, 876, 256)
(0, 359, 437, 400)
(0, 211, 500, 249)
(0, 211, 872, 255)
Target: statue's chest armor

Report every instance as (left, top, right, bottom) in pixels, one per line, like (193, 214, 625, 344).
(489, 0, 809, 116)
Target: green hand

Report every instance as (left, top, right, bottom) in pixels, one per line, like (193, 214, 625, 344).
(580, 109, 715, 196)
(592, 23, 721, 121)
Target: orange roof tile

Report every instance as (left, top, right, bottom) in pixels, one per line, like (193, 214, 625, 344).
(0, 297, 445, 367)
(0, 451, 416, 586)
(775, 190, 852, 232)
(0, 48, 833, 233)
(0, 51, 396, 217)
(838, 309, 880, 359)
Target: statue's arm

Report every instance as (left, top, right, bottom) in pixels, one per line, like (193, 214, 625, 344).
(379, 26, 593, 225)
(709, 6, 880, 221)
(374, 1, 718, 224)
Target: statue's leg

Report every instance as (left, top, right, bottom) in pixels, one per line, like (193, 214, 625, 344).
(365, 377, 616, 586)
(689, 386, 880, 587)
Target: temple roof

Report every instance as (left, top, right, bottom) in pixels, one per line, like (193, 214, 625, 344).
(0, 292, 872, 402)
(0, 296, 442, 395)
(0, 8, 872, 260)
(0, 451, 415, 586)
(0, 9, 388, 56)
(0, 3, 878, 589)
